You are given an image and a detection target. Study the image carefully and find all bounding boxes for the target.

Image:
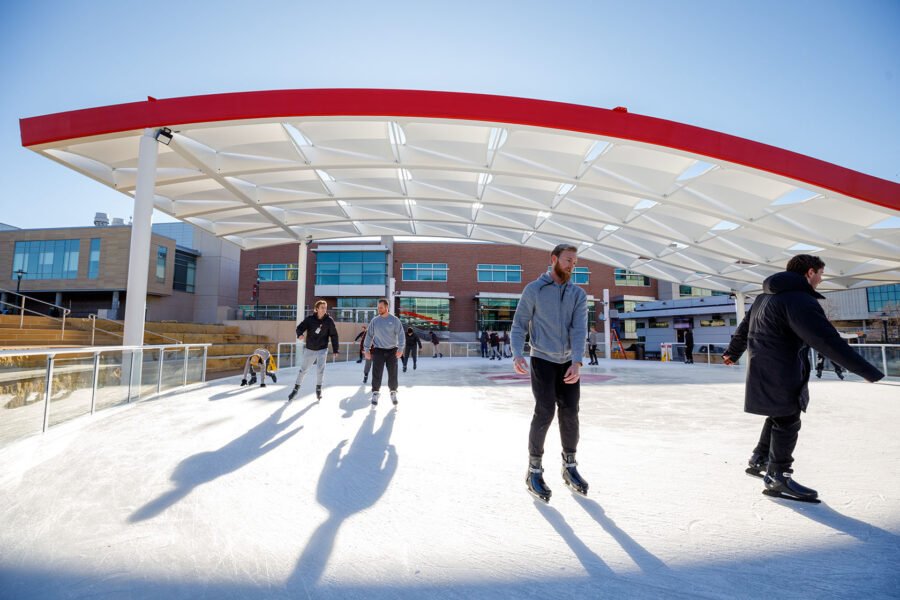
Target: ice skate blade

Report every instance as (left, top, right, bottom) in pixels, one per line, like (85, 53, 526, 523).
(564, 480, 588, 496)
(745, 467, 764, 479)
(762, 489, 820, 504)
(527, 487, 551, 503)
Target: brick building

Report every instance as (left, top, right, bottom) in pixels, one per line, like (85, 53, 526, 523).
(239, 239, 660, 341)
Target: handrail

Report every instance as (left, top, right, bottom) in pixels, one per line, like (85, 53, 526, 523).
(74, 314, 183, 345)
(0, 296, 70, 335)
(0, 342, 211, 359)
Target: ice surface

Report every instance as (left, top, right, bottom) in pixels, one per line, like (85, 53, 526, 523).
(0, 357, 898, 599)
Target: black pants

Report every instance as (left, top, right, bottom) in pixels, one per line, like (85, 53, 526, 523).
(371, 347, 399, 392)
(402, 345, 418, 369)
(528, 356, 580, 458)
(684, 345, 694, 364)
(588, 345, 597, 363)
(752, 413, 802, 473)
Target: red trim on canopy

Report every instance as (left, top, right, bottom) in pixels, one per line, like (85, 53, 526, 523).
(19, 89, 900, 211)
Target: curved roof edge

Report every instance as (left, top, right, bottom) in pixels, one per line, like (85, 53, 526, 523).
(19, 88, 900, 211)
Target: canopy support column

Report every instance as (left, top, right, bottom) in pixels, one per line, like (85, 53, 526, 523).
(602, 288, 611, 359)
(296, 239, 309, 325)
(123, 129, 159, 347)
(733, 291, 746, 324)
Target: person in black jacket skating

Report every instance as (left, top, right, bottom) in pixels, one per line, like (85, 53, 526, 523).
(288, 300, 340, 402)
(401, 327, 422, 372)
(683, 328, 694, 364)
(724, 254, 884, 502)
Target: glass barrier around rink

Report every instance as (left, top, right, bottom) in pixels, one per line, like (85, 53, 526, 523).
(0, 353, 48, 447)
(0, 344, 210, 449)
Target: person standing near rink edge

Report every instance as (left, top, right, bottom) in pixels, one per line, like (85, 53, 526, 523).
(511, 243, 589, 503)
(364, 298, 405, 406)
(241, 348, 277, 387)
(288, 300, 339, 402)
(723, 254, 883, 503)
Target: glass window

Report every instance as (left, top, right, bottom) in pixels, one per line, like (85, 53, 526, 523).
(545, 265, 589, 284)
(156, 246, 167, 282)
(700, 316, 726, 327)
(477, 264, 522, 283)
(316, 252, 387, 285)
(867, 283, 900, 313)
(402, 263, 448, 282)
(476, 298, 519, 332)
(258, 263, 299, 281)
(173, 250, 197, 293)
(397, 297, 450, 330)
(614, 269, 651, 286)
(88, 238, 101, 279)
(649, 319, 669, 328)
(12, 240, 79, 280)
(679, 285, 729, 297)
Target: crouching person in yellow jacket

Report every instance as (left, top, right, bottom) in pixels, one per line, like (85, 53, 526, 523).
(241, 348, 277, 387)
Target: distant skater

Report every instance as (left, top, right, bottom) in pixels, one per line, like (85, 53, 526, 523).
(587, 325, 599, 365)
(724, 254, 883, 503)
(683, 328, 694, 364)
(402, 326, 422, 372)
(512, 243, 589, 502)
(241, 348, 277, 387)
(815, 353, 844, 379)
(288, 300, 339, 402)
(430, 331, 442, 358)
(364, 299, 405, 406)
(355, 325, 368, 363)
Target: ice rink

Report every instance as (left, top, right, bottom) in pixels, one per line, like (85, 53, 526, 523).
(1, 356, 898, 599)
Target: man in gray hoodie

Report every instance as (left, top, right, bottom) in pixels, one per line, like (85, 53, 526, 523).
(511, 243, 589, 502)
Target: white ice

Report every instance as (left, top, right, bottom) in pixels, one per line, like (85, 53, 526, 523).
(1, 357, 898, 599)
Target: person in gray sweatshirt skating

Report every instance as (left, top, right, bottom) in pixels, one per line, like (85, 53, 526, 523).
(511, 243, 589, 502)
(364, 298, 405, 406)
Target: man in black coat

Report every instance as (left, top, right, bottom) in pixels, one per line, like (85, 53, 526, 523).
(723, 254, 883, 501)
(288, 300, 340, 402)
(683, 328, 694, 364)
(401, 326, 422, 372)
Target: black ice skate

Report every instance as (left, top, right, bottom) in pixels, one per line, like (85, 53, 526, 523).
(249, 374, 257, 386)
(391, 391, 398, 406)
(315, 385, 322, 401)
(561, 453, 588, 495)
(526, 458, 552, 503)
(745, 452, 768, 478)
(763, 470, 820, 503)
(287, 385, 299, 402)
(371, 391, 379, 406)
(270, 373, 277, 384)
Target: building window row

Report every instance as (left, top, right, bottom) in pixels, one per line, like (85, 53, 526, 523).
(87, 238, 101, 279)
(614, 269, 651, 286)
(867, 283, 900, 313)
(258, 263, 299, 281)
(402, 263, 448, 282)
(13, 240, 80, 280)
(156, 246, 167, 283)
(316, 252, 386, 286)
(397, 297, 450, 330)
(477, 264, 522, 283)
(679, 285, 728, 298)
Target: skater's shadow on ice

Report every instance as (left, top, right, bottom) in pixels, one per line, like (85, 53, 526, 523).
(287, 408, 397, 591)
(339, 386, 374, 418)
(573, 495, 669, 573)
(128, 401, 313, 522)
(534, 500, 615, 577)
(207, 385, 260, 401)
(770, 500, 900, 544)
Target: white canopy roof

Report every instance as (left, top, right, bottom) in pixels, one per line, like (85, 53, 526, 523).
(20, 90, 900, 293)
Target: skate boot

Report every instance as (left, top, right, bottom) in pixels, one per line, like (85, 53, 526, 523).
(561, 452, 589, 495)
(315, 385, 322, 401)
(526, 457, 552, 502)
(249, 374, 257, 386)
(363, 374, 368, 383)
(270, 373, 277, 384)
(391, 391, 398, 406)
(287, 385, 299, 402)
(763, 470, 820, 503)
(260, 382, 266, 388)
(745, 452, 768, 478)
(371, 391, 379, 406)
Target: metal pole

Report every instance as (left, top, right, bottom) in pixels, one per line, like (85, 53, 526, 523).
(882, 345, 888, 376)
(90, 352, 100, 414)
(602, 289, 611, 359)
(42, 354, 55, 432)
(91, 316, 96, 346)
(123, 129, 159, 348)
(296, 239, 309, 331)
(127, 351, 134, 401)
(201, 346, 208, 382)
(183, 346, 189, 387)
(157, 349, 164, 395)
(20, 296, 25, 327)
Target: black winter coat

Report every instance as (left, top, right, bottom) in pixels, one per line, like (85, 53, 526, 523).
(296, 313, 339, 352)
(724, 271, 883, 417)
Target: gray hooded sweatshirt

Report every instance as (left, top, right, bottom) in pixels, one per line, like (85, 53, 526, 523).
(511, 272, 588, 365)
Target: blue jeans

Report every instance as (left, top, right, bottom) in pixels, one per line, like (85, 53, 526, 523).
(294, 348, 328, 388)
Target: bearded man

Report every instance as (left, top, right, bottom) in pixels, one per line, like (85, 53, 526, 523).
(511, 243, 589, 502)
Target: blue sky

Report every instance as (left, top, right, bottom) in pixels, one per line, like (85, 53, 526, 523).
(1, 0, 898, 230)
